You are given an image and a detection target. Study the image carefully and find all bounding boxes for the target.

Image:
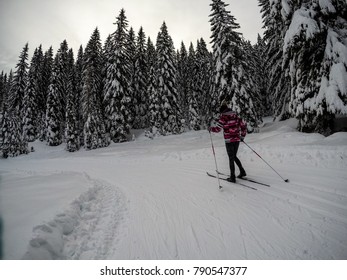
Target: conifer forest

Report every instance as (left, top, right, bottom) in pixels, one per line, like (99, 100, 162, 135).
(0, 0, 346, 158)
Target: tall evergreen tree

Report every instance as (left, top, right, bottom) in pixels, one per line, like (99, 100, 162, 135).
(46, 55, 63, 146)
(236, 39, 262, 126)
(82, 28, 109, 150)
(75, 45, 84, 146)
(209, 0, 238, 108)
(259, 0, 292, 121)
(22, 46, 43, 142)
(195, 38, 213, 126)
(46, 40, 70, 145)
(5, 71, 13, 100)
(8, 44, 29, 117)
(0, 72, 6, 113)
(0, 107, 28, 158)
(187, 43, 201, 130)
(3, 44, 29, 155)
(56, 40, 70, 139)
(0, 72, 7, 155)
(156, 22, 182, 135)
(133, 27, 149, 129)
(38, 46, 53, 141)
(282, 0, 347, 134)
(253, 34, 271, 116)
(102, 34, 113, 138)
(1, 70, 13, 128)
(176, 42, 189, 128)
(0, 104, 9, 158)
(127, 27, 137, 127)
(103, 9, 131, 142)
(210, 0, 259, 128)
(65, 49, 80, 152)
(146, 37, 161, 137)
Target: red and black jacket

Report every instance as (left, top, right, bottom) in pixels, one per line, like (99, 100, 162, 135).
(210, 109, 247, 143)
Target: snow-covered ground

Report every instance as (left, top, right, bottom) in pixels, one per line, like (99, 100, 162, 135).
(1, 118, 347, 260)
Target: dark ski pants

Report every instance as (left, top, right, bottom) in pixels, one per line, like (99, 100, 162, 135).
(225, 141, 245, 178)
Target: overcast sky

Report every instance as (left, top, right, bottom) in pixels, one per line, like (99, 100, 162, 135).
(0, 0, 263, 73)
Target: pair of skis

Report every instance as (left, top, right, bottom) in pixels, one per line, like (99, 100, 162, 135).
(206, 171, 270, 191)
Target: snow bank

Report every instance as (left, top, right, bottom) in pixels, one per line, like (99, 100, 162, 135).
(245, 120, 347, 169)
(319, 132, 347, 146)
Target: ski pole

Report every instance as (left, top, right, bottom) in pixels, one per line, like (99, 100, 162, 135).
(242, 140, 290, 183)
(209, 130, 223, 189)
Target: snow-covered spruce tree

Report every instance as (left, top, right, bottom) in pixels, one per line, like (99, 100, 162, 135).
(209, 0, 232, 115)
(102, 34, 113, 135)
(0, 73, 5, 151)
(0, 72, 6, 113)
(103, 9, 131, 142)
(227, 39, 259, 128)
(46, 40, 70, 145)
(22, 46, 44, 142)
(0, 75, 28, 158)
(0, 73, 7, 156)
(195, 38, 213, 127)
(209, 0, 259, 128)
(127, 27, 137, 128)
(56, 40, 70, 140)
(145, 37, 161, 138)
(176, 42, 189, 129)
(6, 71, 13, 98)
(75, 45, 84, 146)
(259, 0, 292, 121)
(65, 49, 80, 152)
(187, 43, 201, 130)
(133, 27, 149, 129)
(33, 45, 44, 132)
(22, 61, 38, 143)
(0, 107, 28, 158)
(283, 0, 347, 134)
(8, 44, 29, 118)
(0, 73, 5, 149)
(155, 22, 182, 135)
(0, 106, 9, 157)
(82, 28, 109, 150)
(38, 46, 53, 141)
(46, 55, 63, 146)
(253, 34, 271, 116)
(239, 40, 263, 124)
(0, 72, 13, 140)
(4, 44, 29, 155)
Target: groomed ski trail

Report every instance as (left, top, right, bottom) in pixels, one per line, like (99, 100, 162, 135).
(2, 118, 347, 260)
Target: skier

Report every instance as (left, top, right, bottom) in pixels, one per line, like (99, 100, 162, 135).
(209, 103, 247, 183)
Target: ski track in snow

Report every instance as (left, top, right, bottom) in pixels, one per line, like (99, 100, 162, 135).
(1, 119, 347, 260)
(18, 172, 127, 260)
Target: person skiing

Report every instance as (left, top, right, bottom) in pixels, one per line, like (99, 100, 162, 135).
(209, 103, 247, 183)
